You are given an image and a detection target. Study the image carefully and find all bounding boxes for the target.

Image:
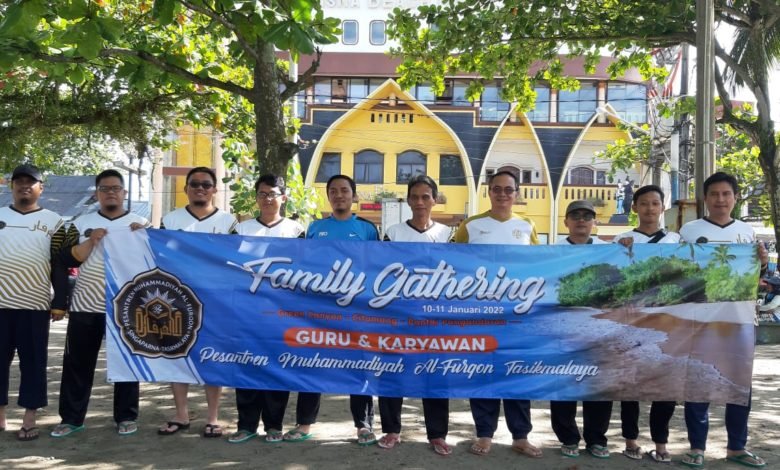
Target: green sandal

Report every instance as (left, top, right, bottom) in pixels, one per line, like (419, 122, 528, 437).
(227, 430, 257, 444)
(50, 423, 85, 438)
(681, 452, 705, 468)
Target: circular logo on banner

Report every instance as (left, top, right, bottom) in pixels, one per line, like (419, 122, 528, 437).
(113, 268, 203, 358)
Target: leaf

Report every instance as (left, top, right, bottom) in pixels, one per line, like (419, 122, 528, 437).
(67, 67, 85, 84)
(76, 21, 102, 59)
(58, 0, 89, 20)
(152, 0, 176, 26)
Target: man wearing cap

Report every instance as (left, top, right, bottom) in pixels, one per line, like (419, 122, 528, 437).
(0, 164, 69, 441)
(551, 200, 613, 459)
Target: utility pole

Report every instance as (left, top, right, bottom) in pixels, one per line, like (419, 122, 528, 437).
(677, 44, 691, 201)
(695, 0, 716, 217)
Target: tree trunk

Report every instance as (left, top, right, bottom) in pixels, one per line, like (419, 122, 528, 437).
(252, 41, 291, 177)
(765, 142, 780, 244)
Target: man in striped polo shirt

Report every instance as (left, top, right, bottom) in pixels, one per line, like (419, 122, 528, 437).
(0, 164, 68, 441)
(50, 169, 149, 438)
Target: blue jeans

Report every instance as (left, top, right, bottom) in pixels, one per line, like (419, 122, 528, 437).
(685, 392, 751, 451)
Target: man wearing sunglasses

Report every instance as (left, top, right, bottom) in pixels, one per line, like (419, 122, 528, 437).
(51, 169, 149, 438)
(551, 200, 612, 460)
(451, 170, 542, 458)
(158, 167, 237, 438)
(1, 164, 69, 441)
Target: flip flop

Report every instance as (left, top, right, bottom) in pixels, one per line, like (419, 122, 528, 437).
(283, 427, 313, 442)
(647, 449, 672, 464)
(17, 426, 39, 441)
(587, 444, 611, 459)
(429, 438, 452, 456)
(50, 423, 85, 438)
(357, 429, 377, 446)
(227, 430, 257, 444)
(264, 429, 283, 443)
(512, 442, 543, 458)
(681, 452, 705, 468)
(469, 440, 491, 456)
(203, 424, 223, 438)
(726, 451, 766, 468)
(623, 445, 643, 460)
(157, 421, 190, 436)
(377, 434, 401, 449)
(560, 444, 580, 458)
(117, 420, 138, 436)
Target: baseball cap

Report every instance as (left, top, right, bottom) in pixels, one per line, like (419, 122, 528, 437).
(565, 200, 596, 216)
(11, 164, 43, 182)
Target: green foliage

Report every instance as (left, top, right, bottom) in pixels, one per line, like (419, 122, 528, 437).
(557, 264, 623, 307)
(0, 0, 341, 190)
(285, 158, 323, 225)
(557, 247, 755, 307)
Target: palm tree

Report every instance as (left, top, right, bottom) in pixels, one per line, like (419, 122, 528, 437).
(711, 245, 737, 266)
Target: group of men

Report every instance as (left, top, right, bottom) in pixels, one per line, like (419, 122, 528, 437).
(0, 163, 768, 467)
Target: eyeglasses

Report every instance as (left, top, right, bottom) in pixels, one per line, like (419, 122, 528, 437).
(188, 181, 215, 189)
(490, 186, 517, 195)
(568, 212, 595, 221)
(257, 191, 283, 200)
(98, 185, 124, 193)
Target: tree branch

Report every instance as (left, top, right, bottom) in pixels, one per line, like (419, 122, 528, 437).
(713, 41, 758, 92)
(280, 49, 321, 102)
(177, 0, 261, 65)
(716, 5, 753, 28)
(28, 47, 253, 100)
(714, 61, 758, 137)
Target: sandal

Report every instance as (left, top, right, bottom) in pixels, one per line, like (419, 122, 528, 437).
(469, 439, 491, 456)
(157, 421, 190, 435)
(283, 427, 313, 442)
(512, 441, 542, 458)
(203, 423, 223, 438)
(50, 423, 85, 438)
(647, 449, 672, 464)
(117, 420, 138, 436)
(377, 434, 401, 449)
(17, 426, 39, 441)
(265, 429, 283, 443)
(560, 444, 580, 458)
(430, 438, 452, 456)
(227, 430, 257, 444)
(357, 428, 377, 446)
(681, 452, 705, 468)
(623, 445, 643, 460)
(587, 444, 611, 459)
(726, 450, 766, 468)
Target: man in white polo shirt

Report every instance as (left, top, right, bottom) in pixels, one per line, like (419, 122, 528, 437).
(452, 170, 541, 459)
(679, 172, 767, 469)
(157, 167, 237, 439)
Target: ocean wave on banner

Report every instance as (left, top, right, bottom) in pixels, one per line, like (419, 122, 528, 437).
(103, 228, 205, 385)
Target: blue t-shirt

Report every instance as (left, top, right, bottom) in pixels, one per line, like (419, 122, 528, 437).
(306, 214, 379, 241)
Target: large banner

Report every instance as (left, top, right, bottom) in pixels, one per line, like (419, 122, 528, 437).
(103, 229, 758, 405)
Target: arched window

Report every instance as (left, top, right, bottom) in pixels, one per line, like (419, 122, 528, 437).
(570, 167, 594, 185)
(315, 153, 341, 183)
(354, 150, 384, 184)
(396, 151, 426, 183)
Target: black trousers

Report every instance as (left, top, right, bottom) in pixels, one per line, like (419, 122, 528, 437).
(235, 389, 321, 433)
(58, 312, 139, 426)
(350, 394, 374, 430)
(0, 309, 49, 409)
(550, 400, 613, 447)
(621, 401, 676, 443)
(378, 396, 449, 439)
(470, 398, 532, 440)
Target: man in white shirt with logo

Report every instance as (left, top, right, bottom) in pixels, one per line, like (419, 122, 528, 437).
(452, 170, 542, 458)
(51, 169, 149, 438)
(0, 164, 68, 441)
(378, 175, 453, 454)
(157, 167, 237, 439)
(679, 172, 767, 469)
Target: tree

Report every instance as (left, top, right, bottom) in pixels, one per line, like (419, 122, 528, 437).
(388, 0, 780, 241)
(0, 65, 205, 175)
(0, 0, 341, 177)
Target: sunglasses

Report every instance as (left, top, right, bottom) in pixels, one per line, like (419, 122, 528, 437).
(188, 181, 215, 189)
(98, 185, 124, 193)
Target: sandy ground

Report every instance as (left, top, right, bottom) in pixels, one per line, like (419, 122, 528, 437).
(0, 320, 778, 469)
